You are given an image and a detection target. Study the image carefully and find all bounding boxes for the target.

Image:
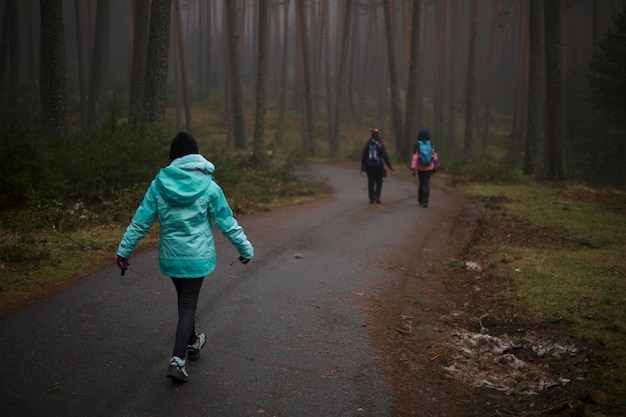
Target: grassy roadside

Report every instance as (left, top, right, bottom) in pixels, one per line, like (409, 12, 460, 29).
(0, 159, 329, 319)
(463, 181, 626, 413)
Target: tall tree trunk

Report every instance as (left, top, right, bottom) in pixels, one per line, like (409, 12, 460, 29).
(347, 2, 361, 125)
(330, 0, 353, 157)
(73, 0, 88, 130)
(383, 0, 404, 157)
(446, 0, 465, 152)
(524, 0, 544, 175)
(481, 0, 500, 152)
(3, 0, 19, 120)
(510, 4, 529, 160)
(403, 0, 423, 159)
(544, 0, 566, 179)
(225, 0, 246, 148)
(253, 0, 269, 163)
(143, 0, 172, 124)
(39, 0, 67, 135)
(87, 0, 111, 129)
(434, 0, 447, 139)
(275, 0, 290, 145)
(464, 0, 479, 155)
(173, 0, 192, 134)
(296, 0, 315, 156)
(129, 0, 150, 124)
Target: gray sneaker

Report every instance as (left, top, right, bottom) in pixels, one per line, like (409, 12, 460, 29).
(187, 332, 206, 361)
(167, 356, 188, 382)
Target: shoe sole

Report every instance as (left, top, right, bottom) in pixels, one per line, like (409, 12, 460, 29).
(187, 335, 206, 361)
(167, 366, 188, 383)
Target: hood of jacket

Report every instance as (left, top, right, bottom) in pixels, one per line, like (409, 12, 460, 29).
(156, 154, 216, 206)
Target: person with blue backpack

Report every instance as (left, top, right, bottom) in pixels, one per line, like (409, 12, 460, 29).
(410, 129, 438, 208)
(361, 128, 393, 204)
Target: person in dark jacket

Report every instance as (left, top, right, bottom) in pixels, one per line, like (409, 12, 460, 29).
(115, 132, 254, 383)
(361, 128, 393, 204)
(410, 129, 439, 208)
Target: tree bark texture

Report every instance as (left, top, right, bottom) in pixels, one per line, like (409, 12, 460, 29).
(173, 0, 192, 134)
(39, 0, 67, 135)
(253, 0, 269, 161)
(296, 0, 315, 156)
(3, 0, 19, 119)
(383, 0, 404, 157)
(544, 0, 566, 179)
(446, 0, 465, 152)
(434, 0, 447, 139)
(143, 0, 172, 124)
(464, 0, 479, 155)
(129, 0, 150, 123)
(524, 0, 543, 175)
(404, 0, 422, 159)
(330, 0, 353, 157)
(87, 0, 111, 129)
(225, 0, 247, 148)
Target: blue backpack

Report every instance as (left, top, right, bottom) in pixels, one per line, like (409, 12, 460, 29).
(367, 141, 382, 166)
(418, 140, 433, 165)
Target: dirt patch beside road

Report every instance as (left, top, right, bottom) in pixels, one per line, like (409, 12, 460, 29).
(367, 189, 612, 416)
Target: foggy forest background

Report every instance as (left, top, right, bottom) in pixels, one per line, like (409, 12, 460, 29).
(1, 0, 625, 212)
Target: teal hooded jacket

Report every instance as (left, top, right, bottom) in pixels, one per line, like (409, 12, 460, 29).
(117, 154, 254, 278)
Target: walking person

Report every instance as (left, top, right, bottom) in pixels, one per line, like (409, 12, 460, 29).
(410, 129, 438, 208)
(361, 128, 393, 204)
(115, 131, 255, 383)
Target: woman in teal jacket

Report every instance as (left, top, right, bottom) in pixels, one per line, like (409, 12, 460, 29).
(116, 132, 254, 383)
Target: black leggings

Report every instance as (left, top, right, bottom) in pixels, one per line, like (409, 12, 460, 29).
(417, 169, 432, 205)
(171, 277, 205, 359)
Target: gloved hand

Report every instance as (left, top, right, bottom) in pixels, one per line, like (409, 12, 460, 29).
(239, 256, 251, 265)
(410, 169, 416, 177)
(116, 255, 130, 275)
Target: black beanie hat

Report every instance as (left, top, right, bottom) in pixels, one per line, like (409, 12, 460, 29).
(169, 131, 198, 161)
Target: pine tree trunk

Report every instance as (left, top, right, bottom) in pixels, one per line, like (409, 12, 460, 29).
(464, 0, 479, 155)
(296, 0, 316, 156)
(446, 0, 464, 152)
(39, 0, 67, 135)
(481, 0, 500, 152)
(143, 0, 172, 124)
(275, 0, 290, 145)
(225, 0, 246, 148)
(253, 0, 269, 162)
(383, 0, 404, 157)
(404, 0, 423, 159)
(330, 0, 353, 157)
(4, 0, 19, 120)
(173, 0, 192, 134)
(129, 0, 150, 123)
(524, 0, 544, 175)
(544, 0, 566, 179)
(434, 1, 447, 139)
(87, 0, 111, 129)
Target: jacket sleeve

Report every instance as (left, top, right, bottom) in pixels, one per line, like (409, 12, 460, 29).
(410, 152, 418, 170)
(361, 143, 368, 170)
(381, 145, 393, 170)
(209, 184, 255, 259)
(117, 183, 158, 259)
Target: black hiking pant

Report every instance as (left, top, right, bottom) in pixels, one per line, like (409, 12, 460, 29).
(417, 169, 433, 206)
(171, 277, 205, 359)
(366, 165, 384, 203)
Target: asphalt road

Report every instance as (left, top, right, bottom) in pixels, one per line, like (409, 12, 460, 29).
(0, 162, 460, 417)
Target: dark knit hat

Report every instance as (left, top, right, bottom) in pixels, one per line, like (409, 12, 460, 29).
(417, 129, 430, 142)
(169, 131, 198, 161)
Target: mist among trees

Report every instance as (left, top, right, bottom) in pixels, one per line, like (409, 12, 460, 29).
(1, 0, 625, 197)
